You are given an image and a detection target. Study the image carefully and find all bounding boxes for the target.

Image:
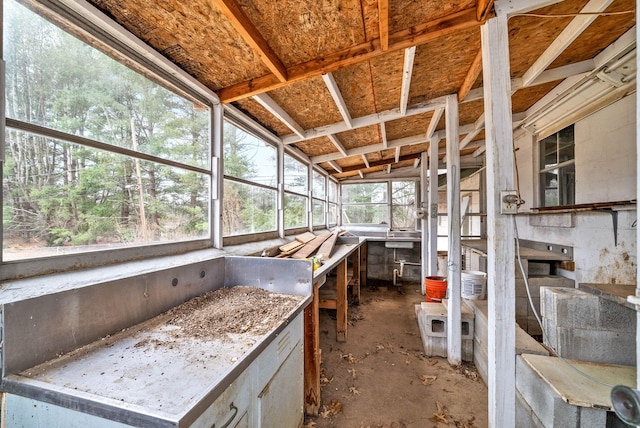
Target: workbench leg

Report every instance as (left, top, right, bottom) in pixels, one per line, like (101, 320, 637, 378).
(304, 282, 320, 415)
(351, 247, 361, 305)
(336, 259, 348, 342)
(360, 242, 368, 289)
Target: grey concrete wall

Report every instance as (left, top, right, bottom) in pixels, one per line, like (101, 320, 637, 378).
(366, 241, 422, 283)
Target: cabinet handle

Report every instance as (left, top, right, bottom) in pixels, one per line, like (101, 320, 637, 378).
(211, 402, 238, 428)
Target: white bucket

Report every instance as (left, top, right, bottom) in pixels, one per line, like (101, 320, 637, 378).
(461, 270, 487, 300)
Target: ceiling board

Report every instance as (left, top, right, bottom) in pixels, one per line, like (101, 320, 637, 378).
(389, 0, 476, 33)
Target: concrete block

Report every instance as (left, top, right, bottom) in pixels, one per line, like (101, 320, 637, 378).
(578, 406, 608, 428)
(516, 276, 574, 298)
(516, 323, 549, 356)
(552, 324, 635, 366)
(515, 259, 528, 279)
(528, 262, 551, 276)
(473, 338, 488, 385)
(516, 356, 579, 428)
(516, 389, 545, 428)
(541, 287, 635, 333)
(419, 301, 474, 340)
(416, 305, 473, 361)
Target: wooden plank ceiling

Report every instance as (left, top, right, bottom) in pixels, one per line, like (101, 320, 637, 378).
(89, 0, 635, 179)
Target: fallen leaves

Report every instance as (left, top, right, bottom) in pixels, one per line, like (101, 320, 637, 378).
(348, 368, 357, 379)
(420, 374, 438, 385)
(320, 399, 343, 418)
(349, 386, 360, 396)
(431, 401, 450, 424)
(341, 353, 357, 364)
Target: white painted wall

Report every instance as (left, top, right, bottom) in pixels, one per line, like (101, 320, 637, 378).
(513, 94, 637, 285)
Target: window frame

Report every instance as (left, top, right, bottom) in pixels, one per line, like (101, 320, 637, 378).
(537, 125, 576, 208)
(1, 0, 219, 280)
(282, 152, 310, 233)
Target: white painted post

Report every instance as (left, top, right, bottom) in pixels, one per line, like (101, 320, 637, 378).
(212, 103, 224, 249)
(636, 14, 640, 391)
(428, 135, 439, 276)
(421, 151, 429, 293)
(445, 94, 461, 366)
(481, 14, 516, 427)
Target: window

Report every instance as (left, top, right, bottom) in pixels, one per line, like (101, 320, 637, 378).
(223, 121, 277, 236)
(539, 125, 575, 207)
(3, 0, 211, 261)
(327, 180, 338, 226)
(341, 180, 418, 228)
(283, 154, 308, 229)
(312, 170, 326, 228)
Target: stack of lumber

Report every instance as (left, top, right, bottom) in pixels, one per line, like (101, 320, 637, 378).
(273, 231, 339, 260)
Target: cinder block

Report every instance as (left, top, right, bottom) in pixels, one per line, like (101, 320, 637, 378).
(516, 356, 579, 428)
(541, 287, 636, 333)
(473, 338, 488, 385)
(516, 276, 574, 298)
(415, 304, 473, 361)
(552, 324, 635, 366)
(528, 262, 551, 276)
(419, 301, 474, 340)
(577, 406, 608, 428)
(516, 323, 549, 356)
(516, 389, 545, 428)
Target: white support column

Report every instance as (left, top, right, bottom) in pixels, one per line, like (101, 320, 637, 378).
(212, 102, 224, 249)
(428, 135, 439, 277)
(481, 14, 516, 427)
(277, 144, 285, 238)
(636, 15, 640, 391)
(445, 94, 461, 366)
(420, 151, 429, 294)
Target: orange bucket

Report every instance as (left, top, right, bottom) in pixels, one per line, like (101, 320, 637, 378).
(425, 276, 447, 302)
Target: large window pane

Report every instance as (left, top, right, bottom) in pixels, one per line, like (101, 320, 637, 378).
(284, 193, 307, 229)
(284, 154, 307, 194)
(342, 205, 388, 224)
(3, 131, 209, 261)
(312, 200, 325, 226)
(328, 203, 338, 225)
(342, 183, 387, 203)
(328, 180, 338, 202)
(223, 180, 276, 236)
(4, 0, 209, 169)
(313, 170, 325, 199)
(223, 122, 276, 186)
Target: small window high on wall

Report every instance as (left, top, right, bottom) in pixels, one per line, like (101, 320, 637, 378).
(539, 125, 575, 207)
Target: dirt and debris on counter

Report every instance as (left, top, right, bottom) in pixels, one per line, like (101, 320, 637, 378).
(305, 282, 488, 428)
(166, 285, 305, 340)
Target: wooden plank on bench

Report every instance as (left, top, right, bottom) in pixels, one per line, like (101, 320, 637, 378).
(295, 232, 316, 244)
(292, 232, 332, 259)
(279, 240, 304, 253)
(315, 231, 339, 260)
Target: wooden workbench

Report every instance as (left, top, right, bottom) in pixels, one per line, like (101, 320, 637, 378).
(304, 238, 366, 415)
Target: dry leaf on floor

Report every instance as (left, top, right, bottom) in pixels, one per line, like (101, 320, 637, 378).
(348, 368, 357, 378)
(341, 353, 356, 364)
(329, 399, 343, 414)
(349, 386, 360, 395)
(320, 374, 334, 385)
(420, 374, 437, 385)
(375, 344, 385, 351)
(319, 408, 332, 419)
(405, 359, 410, 365)
(428, 359, 439, 366)
(387, 342, 394, 353)
(431, 401, 450, 424)
(303, 421, 317, 427)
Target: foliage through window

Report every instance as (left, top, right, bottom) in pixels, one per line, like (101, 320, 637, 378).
(2, 0, 210, 261)
(223, 121, 277, 236)
(283, 154, 308, 230)
(539, 125, 575, 207)
(342, 181, 418, 229)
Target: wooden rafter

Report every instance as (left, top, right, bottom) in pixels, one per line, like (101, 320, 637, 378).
(328, 134, 348, 157)
(458, 48, 482, 102)
(219, 8, 480, 102)
(380, 122, 388, 149)
(476, 0, 494, 22)
(521, 0, 613, 87)
(252, 93, 305, 137)
(378, 0, 389, 51)
(395, 146, 401, 163)
(212, 0, 288, 82)
(400, 47, 416, 115)
(426, 108, 444, 138)
(322, 73, 353, 128)
(328, 160, 343, 173)
(361, 154, 370, 168)
(332, 153, 422, 175)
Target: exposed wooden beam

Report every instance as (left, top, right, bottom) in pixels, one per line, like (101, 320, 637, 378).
(328, 134, 348, 157)
(378, 0, 389, 51)
(460, 113, 485, 149)
(328, 160, 343, 173)
(426, 108, 444, 138)
(521, 0, 614, 87)
(358, 170, 365, 179)
(400, 47, 416, 115)
(361, 154, 370, 168)
(472, 145, 486, 157)
(380, 122, 388, 149)
(212, 0, 287, 82)
(253, 93, 305, 138)
(322, 73, 353, 128)
(413, 158, 420, 168)
(283, 96, 445, 144)
(219, 8, 481, 102)
(395, 146, 401, 163)
(387, 164, 392, 174)
(458, 49, 483, 102)
(477, 0, 495, 21)
(494, 0, 563, 16)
